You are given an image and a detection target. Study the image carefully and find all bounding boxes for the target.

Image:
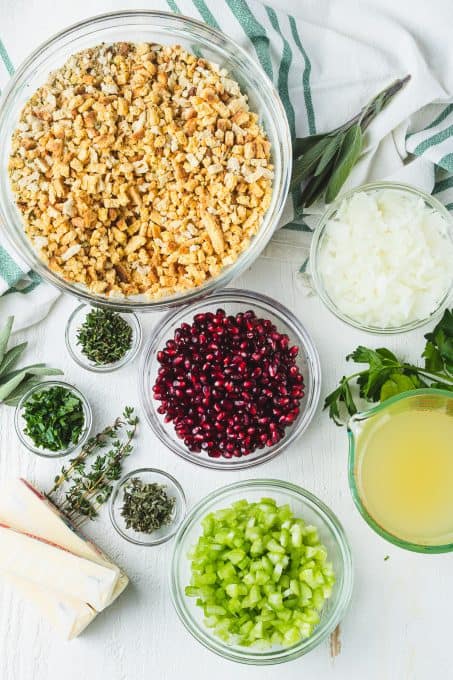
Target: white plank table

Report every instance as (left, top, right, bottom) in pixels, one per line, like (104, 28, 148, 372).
(1, 1, 452, 678)
(1, 229, 452, 680)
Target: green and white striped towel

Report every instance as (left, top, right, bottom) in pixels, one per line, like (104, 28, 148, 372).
(1, 0, 452, 328)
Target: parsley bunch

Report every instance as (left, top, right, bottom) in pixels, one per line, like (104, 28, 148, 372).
(325, 309, 453, 425)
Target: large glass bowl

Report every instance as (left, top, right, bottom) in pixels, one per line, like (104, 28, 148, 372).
(139, 289, 321, 470)
(170, 479, 353, 665)
(310, 182, 453, 334)
(0, 10, 291, 312)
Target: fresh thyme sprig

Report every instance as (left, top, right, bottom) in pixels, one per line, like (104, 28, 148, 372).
(292, 75, 411, 211)
(47, 406, 138, 526)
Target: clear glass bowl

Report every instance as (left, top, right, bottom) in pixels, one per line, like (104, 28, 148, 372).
(348, 388, 453, 553)
(109, 467, 186, 546)
(139, 288, 321, 470)
(0, 10, 291, 312)
(310, 182, 453, 334)
(14, 380, 92, 458)
(65, 304, 142, 372)
(170, 479, 353, 665)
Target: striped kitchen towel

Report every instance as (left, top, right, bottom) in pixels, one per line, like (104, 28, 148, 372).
(1, 0, 452, 328)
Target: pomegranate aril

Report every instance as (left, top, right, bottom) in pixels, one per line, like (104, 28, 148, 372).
(153, 307, 305, 459)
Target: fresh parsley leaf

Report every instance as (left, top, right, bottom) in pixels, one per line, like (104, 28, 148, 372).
(423, 309, 453, 374)
(324, 312, 453, 425)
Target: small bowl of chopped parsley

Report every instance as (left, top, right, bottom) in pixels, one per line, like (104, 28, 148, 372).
(15, 380, 92, 458)
(65, 304, 142, 373)
(109, 468, 187, 546)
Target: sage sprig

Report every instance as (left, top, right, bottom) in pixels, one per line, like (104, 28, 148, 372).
(0, 316, 63, 406)
(292, 75, 411, 211)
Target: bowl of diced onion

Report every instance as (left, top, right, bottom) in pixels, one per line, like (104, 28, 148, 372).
(310, 182, 453, 334)
(170, 479, 353, 665)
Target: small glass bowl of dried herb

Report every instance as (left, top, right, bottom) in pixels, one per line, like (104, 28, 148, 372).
(14, 380, 92, 458)
(65, 304, 142, 373)
(109, 468, 186, 546)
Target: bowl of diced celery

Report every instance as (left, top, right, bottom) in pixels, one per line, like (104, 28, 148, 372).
(170, 479, 353, 664)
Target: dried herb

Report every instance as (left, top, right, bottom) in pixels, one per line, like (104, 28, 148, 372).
(47, 406, 138, 526)
(22, 386, 84, 451)
(121, 477, 175, 534)
(77, 308, 133, 365)
(324, 309, 453, 425)
(292, 76, 411, 211)
(0, 316, 62, 406)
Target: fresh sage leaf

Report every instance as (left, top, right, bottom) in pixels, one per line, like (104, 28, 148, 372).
(291, 136, 333, 190)
(291, 76, 410, 211)
(298, 165, 333, 208)
(3, 376, 43, 407)
(325, 124, 363, 203)
(0, 342, 28, 377)
(0, 317, 13, 365)
(314, 134, 343, 177)
(0, 367, 63, 402)
(0, 317, 62, 406)
(293, 135, 325, 158)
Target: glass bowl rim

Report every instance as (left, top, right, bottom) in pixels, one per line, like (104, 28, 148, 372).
(65, 303, 142, 373)
(0, 9, 292, 312)
(139, 287, 322, 470)
(109, 466, 187, 546)
(348, 387, 453, 553)
(310, 181, 453, 335)
(170, 478, 354, 665)
(14, 379, 93, 458)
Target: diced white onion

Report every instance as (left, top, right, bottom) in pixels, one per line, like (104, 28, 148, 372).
(318, 189, 453, 328)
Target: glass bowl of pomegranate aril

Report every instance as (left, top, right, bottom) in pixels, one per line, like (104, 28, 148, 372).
(140, 289, 321, 470)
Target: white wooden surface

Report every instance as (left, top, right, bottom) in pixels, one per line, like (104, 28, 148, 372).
(1, 1, 452, 678)
(1, 229, 452, 680)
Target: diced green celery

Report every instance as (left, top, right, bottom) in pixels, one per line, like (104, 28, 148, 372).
(186, 498, 335, 650)
(232, 499, 249, 510)
(243, 572, 255, 586)
(280, 574, 290, 589)
(194, 572, 217, 585)
(303, 526, 320, 545)
(290, 523, 302, 547)
(225, 583, 240, 598)
(305, 545, 327, 562)
(204, 616, 218, 628)
(184, 586, 200, 597)
(276, 608, 291, 622)
(260, 497, 277, 506)
(279, 528, 290, 547)
(255, 569, 271, 585)
(240, 620, 254, 635)
(250, 538, 264, 555)
(267, 538, 285, 554)
(312, 588, 326, 610)
(217, 562, 236, 581)
(206, 604, 226, 616)
(322, 584, 333, 598)
(225, 549, 246, 565)
(268, 592, 283, 610)
(283, 627, 301, 645)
